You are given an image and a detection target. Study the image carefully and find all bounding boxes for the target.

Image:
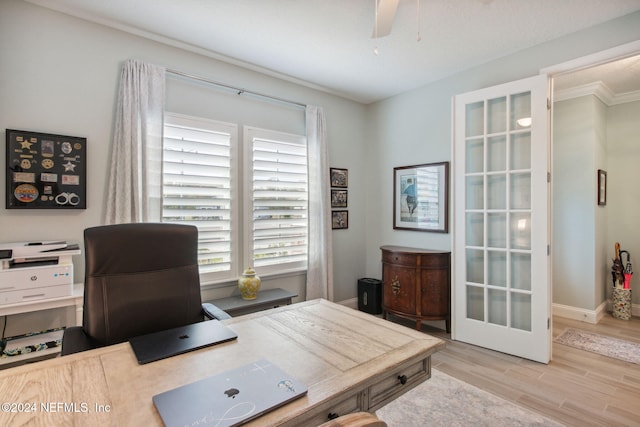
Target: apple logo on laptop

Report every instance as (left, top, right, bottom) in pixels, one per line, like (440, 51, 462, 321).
(224, 388, 239, 399)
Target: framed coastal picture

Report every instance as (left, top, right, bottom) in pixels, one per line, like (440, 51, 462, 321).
(597, 169, 607, 206)
(331, 210, 348, 229)
(331, 189, 348, 208)
(393, 161, 449, 233)
(330, 168, 348, 188)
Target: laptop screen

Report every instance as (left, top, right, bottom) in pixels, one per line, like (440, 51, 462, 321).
(153, 359, 307, 427)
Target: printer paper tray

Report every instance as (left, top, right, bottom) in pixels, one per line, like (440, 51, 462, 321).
(0, 283, 73, 305)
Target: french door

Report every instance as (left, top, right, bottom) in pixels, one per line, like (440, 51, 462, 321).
(452, 74, 551, 363)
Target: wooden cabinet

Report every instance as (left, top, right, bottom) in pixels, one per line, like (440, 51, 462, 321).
(381, 245, 451, 333)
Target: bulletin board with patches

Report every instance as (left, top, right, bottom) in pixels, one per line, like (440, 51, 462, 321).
(5, 129, 87, 209)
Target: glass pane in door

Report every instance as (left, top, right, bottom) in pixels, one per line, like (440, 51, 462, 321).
(488, 289, 507, 326)
(487, 97, 507, 134)
(511, 292, 532, 331)
(487, 136, 506, 172)
(466, 213, 484, 246)
(466, 101, 484, 137)
(510, 133, 531, 170)
(511, 253, 531, 291)
(488, 251, 506, 287)
(510, 92, 531, 131)
(467, 285, 484, 321)
(466, 139, 484, 173)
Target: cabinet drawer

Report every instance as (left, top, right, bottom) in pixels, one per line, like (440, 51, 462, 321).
(417, 252, 450, 268)
(295, 392, 362, 426)
(382, 251, 417, 266)
(367, 357, 430, 410)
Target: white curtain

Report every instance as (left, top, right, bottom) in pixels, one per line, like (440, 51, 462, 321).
(105, 59, 165, 224)
(305, 105, 334, 300)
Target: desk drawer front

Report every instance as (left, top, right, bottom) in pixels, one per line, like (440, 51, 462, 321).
(367, 357, 430, 410)
(294, 392, 362, 426)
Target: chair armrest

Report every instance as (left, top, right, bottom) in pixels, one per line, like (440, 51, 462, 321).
(202, 303, 231, 320)
(61, 326, 95, 356)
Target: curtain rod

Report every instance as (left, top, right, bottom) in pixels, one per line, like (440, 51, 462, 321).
(166, 69, 307, 110)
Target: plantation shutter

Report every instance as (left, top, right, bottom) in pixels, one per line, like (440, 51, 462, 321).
(247, 127, 308, 271)
(163, 114, 235, 274)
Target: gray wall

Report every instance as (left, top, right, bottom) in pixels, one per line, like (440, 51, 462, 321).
(552, 95, 607, 310)
(0, 1, 367, 336)
(553, 96, 640, 311)
(606, 100, 640, 307)
(1, 1, 640, 337)
(363, 12, 640, 312)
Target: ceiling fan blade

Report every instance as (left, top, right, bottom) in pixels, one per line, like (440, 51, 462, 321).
(372, 0, 399, 38)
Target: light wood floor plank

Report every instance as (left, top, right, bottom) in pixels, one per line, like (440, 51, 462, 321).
(398, 313, 640, 426)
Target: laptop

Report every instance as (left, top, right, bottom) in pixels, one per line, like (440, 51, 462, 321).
(153, 359, 308, 427)
(129, 320, 238, 364)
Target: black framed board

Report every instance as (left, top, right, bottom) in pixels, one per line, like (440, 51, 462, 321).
(6, 129, 87, 209)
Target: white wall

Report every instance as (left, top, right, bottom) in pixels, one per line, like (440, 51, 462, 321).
(0, 1, 367, 336)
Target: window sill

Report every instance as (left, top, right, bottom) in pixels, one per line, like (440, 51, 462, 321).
(200, 267, 307, 291)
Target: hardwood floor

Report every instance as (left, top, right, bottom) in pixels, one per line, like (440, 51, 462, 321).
(408, 314, 640, 426)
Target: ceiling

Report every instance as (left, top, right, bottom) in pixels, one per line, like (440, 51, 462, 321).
(25, 0, 640, 104)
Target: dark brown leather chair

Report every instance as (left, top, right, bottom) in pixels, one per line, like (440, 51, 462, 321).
(61, 223, 230, 356)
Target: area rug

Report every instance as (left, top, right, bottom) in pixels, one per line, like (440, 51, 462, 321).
(554, 328, 640, 364)
(377, 369, 563, 427)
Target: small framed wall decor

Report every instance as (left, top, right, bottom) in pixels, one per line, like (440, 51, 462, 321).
(597, 169, 607, 206)
(6, 129, 87, 209)
(393, 161, 449, 233)
(332, 210, 348, 229)
(330, 168, 348, 188)
(331, 189, 348, 208)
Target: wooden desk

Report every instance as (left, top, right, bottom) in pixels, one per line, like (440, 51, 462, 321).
(210, 288, 297, 316)
(0, 299, 444, 426)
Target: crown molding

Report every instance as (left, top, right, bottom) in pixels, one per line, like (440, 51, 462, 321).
(554, 81, 640, 105)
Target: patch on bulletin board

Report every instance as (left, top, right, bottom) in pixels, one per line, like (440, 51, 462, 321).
(5, 129, 87, 209)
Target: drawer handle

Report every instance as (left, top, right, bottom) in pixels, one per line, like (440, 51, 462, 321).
(398, 374, 408, 385)
(327, 412, 340, 420)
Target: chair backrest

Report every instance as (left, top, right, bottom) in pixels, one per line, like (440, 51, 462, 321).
(82, 223, 203, 347)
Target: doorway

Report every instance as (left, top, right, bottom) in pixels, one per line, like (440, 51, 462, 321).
(549, 47, 640, 323)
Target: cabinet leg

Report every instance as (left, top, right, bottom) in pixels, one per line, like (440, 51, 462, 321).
(445, 317, 451, 334)
(415, 320, 421, 331)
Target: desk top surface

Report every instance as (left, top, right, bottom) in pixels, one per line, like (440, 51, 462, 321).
(0, 299, 444, 426)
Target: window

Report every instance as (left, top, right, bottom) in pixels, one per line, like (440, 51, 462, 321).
(162, 114, 307, 284)
(162, 113, 238, 282)
(244, 127, 308, 275)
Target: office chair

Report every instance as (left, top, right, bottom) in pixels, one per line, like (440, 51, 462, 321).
(61, 223, 230, 356)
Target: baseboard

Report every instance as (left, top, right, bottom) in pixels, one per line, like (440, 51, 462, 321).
(340, 299, 633, 323)
(337, 297, 358, 309)
(553, 301, 608, 324)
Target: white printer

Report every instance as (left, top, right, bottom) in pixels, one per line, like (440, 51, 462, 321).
(0, 241, 80, 305)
